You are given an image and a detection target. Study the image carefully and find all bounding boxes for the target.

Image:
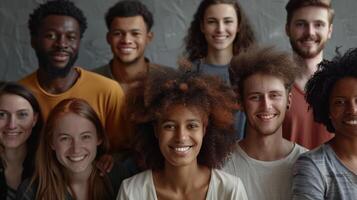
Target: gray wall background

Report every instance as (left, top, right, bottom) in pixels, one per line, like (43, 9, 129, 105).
(1, 0, 356, 81)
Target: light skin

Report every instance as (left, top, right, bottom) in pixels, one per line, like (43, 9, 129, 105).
(0, 94, 37, 189)
(286, 6, 333, 90)
(107, 16, 153, 92)
(328, 77, 357, 174)
(153, 105, 211, 200)
(200, 3, 239, 65)
(31, 15, 81, 94)
(51, 112, 102, 200)
(239, 73, 294, 161)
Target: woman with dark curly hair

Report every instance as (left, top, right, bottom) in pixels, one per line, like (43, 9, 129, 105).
(0, 82, 42, 200)
(293, 48, 357, 199)
(117, 69, 247, 199)
(181, 0, 256, 139)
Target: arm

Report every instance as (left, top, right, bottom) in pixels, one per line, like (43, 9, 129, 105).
(292, 155, 326, 200)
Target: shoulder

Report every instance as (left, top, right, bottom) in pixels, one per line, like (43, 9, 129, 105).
(210, 169, 248, 199)
(92, 63, 112, 78)
(118, 170, 154, 199)
(77, 67, 122, 90)
(211, 169, 245, 191)
(18, 72, 37, 89)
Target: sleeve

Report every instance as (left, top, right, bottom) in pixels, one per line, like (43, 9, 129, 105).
(292, 155, 326, 200)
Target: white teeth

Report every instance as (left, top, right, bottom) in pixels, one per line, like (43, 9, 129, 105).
(4, 132, 20, 136)
(258, 114, 275, 119)
(213, 35, 227, 40)
(119, 48, 134, 53)
(344, 120, 357, 125)
(68, 155, 85, 162)
(174, 147, 190, 152)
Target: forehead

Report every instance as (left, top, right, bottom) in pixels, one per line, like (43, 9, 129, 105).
(291, 6, 330, 23)
(53, 112, 96, 136)
(160, 104, 204, 122)
(39, 15, 80, 33)
(243, 73, 286, 94)
(204, 3, 237, 19)
(0, 93, 33, 111)
(110, 15, 148, 31)
(330, 77, 357, 98)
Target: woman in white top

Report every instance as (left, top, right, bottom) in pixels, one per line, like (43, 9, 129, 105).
(117, 69, 248, 200)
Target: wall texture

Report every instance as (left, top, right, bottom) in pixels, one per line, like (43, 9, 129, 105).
(0, 0, 356, 81)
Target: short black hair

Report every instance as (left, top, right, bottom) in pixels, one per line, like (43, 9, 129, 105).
(28, 0, 87, 38)
(306, 48, 357, 133)
(105, 0, 153, 31)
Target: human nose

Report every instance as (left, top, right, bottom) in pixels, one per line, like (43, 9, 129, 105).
(175, 126, 188, 141)
(6, 115, 17, 129)
(69, 138, 81, 153)
(262, 96, 273, 109)
(306, 23, 315, 36)
(55, 35, 69, 49)
(120, 33, 132, 44)
(216, 21, 224, 33)
(346, 100, 357, 114)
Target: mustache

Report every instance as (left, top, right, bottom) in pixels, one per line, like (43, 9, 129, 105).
(298, 34, 320, 42)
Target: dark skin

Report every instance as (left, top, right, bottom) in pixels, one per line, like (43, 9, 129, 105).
(30, 15, 114, 173)
(31, 15, 80, 94)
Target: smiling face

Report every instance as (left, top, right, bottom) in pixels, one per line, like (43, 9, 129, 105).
(201, 3, 239, 55)
(329, 77, 357, 139)
(51, 112, 101, 175)
(107, 16, 152, 66)
(0, 94, 37, 150)
(242, 73, 291, 136)
(156, 104, 206, 168)
(286, 6, 332, 59)
(31, 15, 80, 77)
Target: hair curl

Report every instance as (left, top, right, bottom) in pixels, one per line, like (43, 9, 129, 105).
(229, 46, 300, 99)
(285, 0, 334, 25)
(305, 48, 357, 133)
(105, 0, 153, 31)
(28, 0, 87, 38)
(126, 68, 237, 170)
(184, 0, 256, 62)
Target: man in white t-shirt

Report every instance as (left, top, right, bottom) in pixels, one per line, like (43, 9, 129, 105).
(224, 47, 307, 200)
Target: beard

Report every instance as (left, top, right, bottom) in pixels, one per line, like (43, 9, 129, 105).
(35, 49, 78, 79)
(290, 34, 326, 59)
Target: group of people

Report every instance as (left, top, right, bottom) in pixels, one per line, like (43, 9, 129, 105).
(0, 0, 356, 200)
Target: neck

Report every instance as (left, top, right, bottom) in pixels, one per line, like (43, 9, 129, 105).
(111, 57, 148, 83)
(2, 144, 27, 167)
(240, 126, 294, 161)
(155, 161, 209, 193)
(294, 51, 323, 90)
(205, 48, 233, 65)
(37, 68, 78, 94)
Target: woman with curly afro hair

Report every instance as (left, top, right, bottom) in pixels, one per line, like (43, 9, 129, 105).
(117, 69, 247, 199)
(293, 48, 357, 199)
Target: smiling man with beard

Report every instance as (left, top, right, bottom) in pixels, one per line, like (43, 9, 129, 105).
(19, 0, 126, 151)
(223, 47, 307, 200)
(283, 0, 335, 149)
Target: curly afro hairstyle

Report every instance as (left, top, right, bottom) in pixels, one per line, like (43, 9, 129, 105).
(28, 0, 87, 38)
(125, 68, 238, 170)
(305, 48, 357, 133)
(105, 0, 153, 31)
(229, 46, 300, 100)
(184, 0, 256, 62)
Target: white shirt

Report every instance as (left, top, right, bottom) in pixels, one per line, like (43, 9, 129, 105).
(117, 169, 248, 200)
(223, 143, 307, 200)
